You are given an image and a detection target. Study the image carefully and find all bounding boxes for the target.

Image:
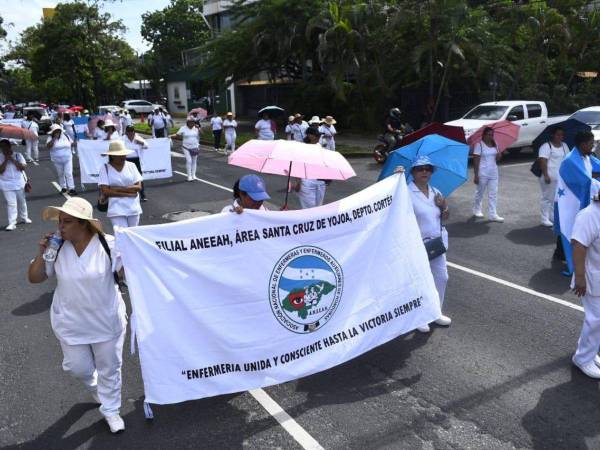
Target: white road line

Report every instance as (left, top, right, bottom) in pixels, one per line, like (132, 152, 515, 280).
(170, 151, 185, 159)
(447, 261, 584, 312)
(173, 170, 233, 192)
(51, 182, 71, 199)
(502, 161, 534, 168)
(249, 389, 324, 450)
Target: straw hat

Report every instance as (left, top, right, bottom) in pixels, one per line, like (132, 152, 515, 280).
(323, 116, 337, 125)
(43, 198, 102, 233)
(103, 119, 117, 129)
(308, 115, 322, 125)
(102, 140, 132, 157)
(288, 115, 295, 122)
(48, 124, 62, 134)
(226, 112, 233, 116)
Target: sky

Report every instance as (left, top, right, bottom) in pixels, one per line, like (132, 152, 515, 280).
(1, 0, 172, 53)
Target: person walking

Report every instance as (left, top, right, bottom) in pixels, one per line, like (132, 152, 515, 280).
(123, 125, 148, 201)
(62, 113, 76, 142)
(255, 112, 275, 140)
(290, 114, 309, 142)
(47, 124, 76, 195)
(102, 120, 121, 141)
(319, 116, 337, 151)
(21, 112, 39, 162)
(0, 139, 31, 230)
(473, 126, 504, 222)
(27, 197, 127, 433)
(149, 108, 167, 138)
(210, 112, 223, 151)
(405, 157, 452, 333)
(170, 118, 201, 182)
(294, 127, 327, 209)
(223, 112, 237, 154)
(571, 184, 600, 378)
(538, 127, 569, 227)
(91, 120, 106, 140)
(98, 141, 143, 229)
(285, 115, 294, 140)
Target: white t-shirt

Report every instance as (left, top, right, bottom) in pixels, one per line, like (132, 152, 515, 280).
(473, 141, 499, 179)
(319, 124, 337, 150)
(223, 119, 237, 135)
(50, 234, 127, 345)
(103, 130, 121, 141)
(538, 142, 568, 179)
(408, 181, 448, 248)
(151, 113, 166, 130)
(255, 119, 274, 140)
(221, 199, 267, 213)
(0, 152, 26, 191)
(177, 125, 200, 150)
(285, 124, 293, 140)
(98, 161, 143, 218)
(46, 133, 72, 162)
(571, 201, 600, 296)
(290, 123, 306, 142)
(211, 116, 223, 131)
(21, 119, 39, 137)
(123, 134, 146, 159)
(92, 127, 104, 140)
(63, 120, 76, 140)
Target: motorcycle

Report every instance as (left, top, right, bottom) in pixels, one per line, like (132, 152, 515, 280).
(372, 126, 413, 163)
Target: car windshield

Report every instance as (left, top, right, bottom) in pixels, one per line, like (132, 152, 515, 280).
(570, 111, 600, 127)
(463, 105, 509, 120)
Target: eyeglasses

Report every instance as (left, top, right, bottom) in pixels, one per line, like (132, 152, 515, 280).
(413, 165, 433, 173)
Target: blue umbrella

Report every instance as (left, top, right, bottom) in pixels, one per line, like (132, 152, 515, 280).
(532, 118, 591, 151)
(378, 134, 470, 197)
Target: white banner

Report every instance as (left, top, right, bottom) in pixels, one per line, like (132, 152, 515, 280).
(0, 119, 23, 126)
(77, 138, 172, 183)
(116, 175, 441, 405)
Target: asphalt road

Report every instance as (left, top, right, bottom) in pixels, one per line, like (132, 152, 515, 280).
(1, 139, 598, 450)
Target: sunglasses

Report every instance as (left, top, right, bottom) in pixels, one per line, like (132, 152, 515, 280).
(413, 165, 433, 173)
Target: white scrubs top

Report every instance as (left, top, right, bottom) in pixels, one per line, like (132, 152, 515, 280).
(319, 124, 337, 150)
(46, 134, 72, 162)
(21, 119, 39, 136)
(176, 126, 200, 150)
(223, 119, 237, 136)
(255, 119, 274, 140)
(0, 153, 26, 191)
(123, 134, 146, 159)
(538, 142, 568, 179)
(571, 201, 600, 296)
(50, 234, 127, 345)
(473, 141, 499, 179)
(98, 161, 143, 218)
(408, 181, 448, 248)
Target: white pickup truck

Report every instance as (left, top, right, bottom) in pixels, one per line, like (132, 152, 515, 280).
(568, 107, 600, 150)
(445, 101, 569, 151)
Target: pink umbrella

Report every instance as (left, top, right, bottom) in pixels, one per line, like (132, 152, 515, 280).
(189, 107, 208, 120)
(0, 125, 37, 141)
(467, 120, 520, 153)
(228, 139, 356, 207)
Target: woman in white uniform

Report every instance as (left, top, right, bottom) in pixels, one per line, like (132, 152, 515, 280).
(21, 112, 39, 162)
(255, 113, 275, 140)
(407, 156, 452, 333)
(537, 127, 568, 227)
(27, 197, 127, 433)
(473, 127, 504, 222)
(294, 127, 327, 209)
(223, 112, 238, 154)
(46, 124, 76, 195)
(62, 113, 76, 142)
(123, 125, 148, 201)
(102, 120, 121, 141)
(170, 118, 200, 181)
(98, 141, 143, 229)
(0, 139, 31, 230)
(319, 116, 337, 150)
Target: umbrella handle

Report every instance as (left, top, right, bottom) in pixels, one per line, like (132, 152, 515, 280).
(283, 161, 292, 208)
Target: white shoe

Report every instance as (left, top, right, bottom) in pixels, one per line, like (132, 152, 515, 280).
(473, 211, 484, 218)
(105, 414, 125, 433)
(541, 219, 553, 227)
(435, 315, 452, 326)
(91, 389, 100, 404)
(18, 218, 32, 224)
(187, 177, 193, 182)
(572, 356, 600, 379)
(594, 355, 600, 367)
(489, 215, 505, 223)
(5, 223, 16, 231)
(416, 324, 431, 333)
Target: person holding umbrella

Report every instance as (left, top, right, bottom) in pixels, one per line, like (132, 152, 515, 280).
(294, 127, 327, 209)
(405, 156, 452, 333)
(47, 124, 76, 195)
(537, 127, 569, 227)
(473, 127, 504, 222)
(0, 139, 31, 230)
(255, 112, 274, 140)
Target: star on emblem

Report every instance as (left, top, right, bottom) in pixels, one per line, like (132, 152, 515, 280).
(558, 188, 566, 197)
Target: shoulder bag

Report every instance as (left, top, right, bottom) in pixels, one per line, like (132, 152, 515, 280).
(22, 171, 32, 193)
(422, 188, 447, 260)
(97, 164, 109, 212)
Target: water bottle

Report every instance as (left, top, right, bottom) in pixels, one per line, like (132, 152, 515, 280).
(43, 231, 63, 262)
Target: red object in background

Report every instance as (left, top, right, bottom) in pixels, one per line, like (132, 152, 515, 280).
(0, 125, 37, 141)
(69, 106, 84, 112)
(399, 122, 467, 149)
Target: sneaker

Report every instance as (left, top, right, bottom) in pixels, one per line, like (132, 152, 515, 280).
(595, 355, 600, 368)
(473, 211, 484, 218)
(541, 219, 553, 227)
(68, 189, 77, 196)
(435, 315, 452, 326)
(18, 218, 32, 224)
(572, 355, 600, 379)
(416, 324, 431, 333)
(5, 223, 16, 231)
(489, 215, 505, 223)
(105, 414, 125, 433)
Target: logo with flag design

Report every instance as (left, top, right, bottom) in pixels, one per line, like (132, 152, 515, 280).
(269, 246, 343, 334)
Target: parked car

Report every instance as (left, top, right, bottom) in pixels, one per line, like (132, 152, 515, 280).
(568, 107, 600, 150)
(445, 101, 569, 152)
(120, 99, 156, 117)
(21, 106, 52, 134)
(97, 105, 121, 115)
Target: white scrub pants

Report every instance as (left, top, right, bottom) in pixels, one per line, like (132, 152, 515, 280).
(25, 139, 39, 160)
(429, 254, 449, 308)
(110, 215, 140, 230)
(52, 156, 75, 190)
(183, 148, 198, 181)
(297, 180, 326, 209)
(225, 132, 236, 153)
(574, 295, 600, 365)
(473, 176, 498, 217)
(59, 330, 125, 417)
(538, 176, 557, 222)
(2, 189, 28, 226)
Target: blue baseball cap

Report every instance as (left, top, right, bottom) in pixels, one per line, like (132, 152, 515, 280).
(239, 174, 270, 201)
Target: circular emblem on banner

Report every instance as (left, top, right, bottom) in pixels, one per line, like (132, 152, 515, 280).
(269, 246, 343, 334)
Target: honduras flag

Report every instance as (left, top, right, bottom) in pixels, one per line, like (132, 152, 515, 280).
(554, 148, 600, 275)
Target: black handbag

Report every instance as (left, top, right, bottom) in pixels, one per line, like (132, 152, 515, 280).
(423, 201, 446, 261)
(530, 158, 542, 177)
(96, 164, 109, 212)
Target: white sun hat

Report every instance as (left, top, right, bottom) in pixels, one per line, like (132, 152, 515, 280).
(42, 197, 103, 233)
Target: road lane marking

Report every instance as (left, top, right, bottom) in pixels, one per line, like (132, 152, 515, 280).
(170, 151, 185, 159)
(447, 261, 583, 312)
(173, 170, 233, 192)
(51, 182, 71, 199)
(249, 389, 324, 450)
(502, 161, 535, 168)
